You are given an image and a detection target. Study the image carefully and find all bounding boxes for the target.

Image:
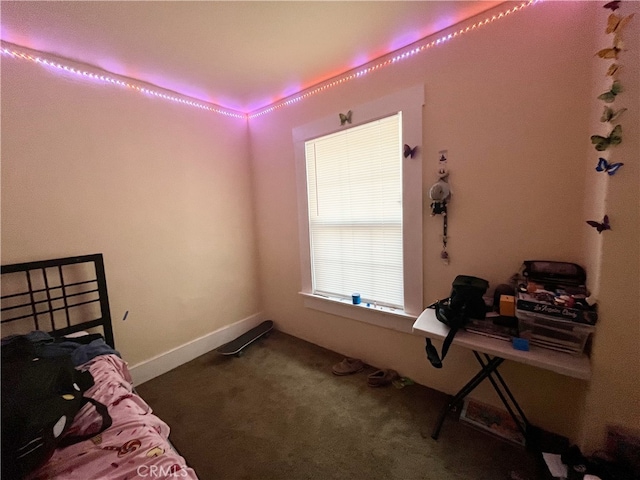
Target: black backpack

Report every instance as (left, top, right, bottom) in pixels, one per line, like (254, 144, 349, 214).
(1, 337, 112, 480)
(425, 275, 489, 368)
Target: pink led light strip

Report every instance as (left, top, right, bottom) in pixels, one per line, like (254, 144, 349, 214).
(0, 43, 246, 119)
(1, 0, 537, 119)
(249, 0, 539, 118)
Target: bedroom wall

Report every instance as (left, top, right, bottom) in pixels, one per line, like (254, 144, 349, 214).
(578, 0, 640, 452)
(1, 59, 261, 366)
(248, 1, 638, 450)
(2, 0, 636, 455)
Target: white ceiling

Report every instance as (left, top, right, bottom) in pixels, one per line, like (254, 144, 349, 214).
(1, 1, 504, 112)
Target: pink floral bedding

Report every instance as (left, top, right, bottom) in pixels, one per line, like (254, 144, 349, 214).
(27, 354, 198, 480)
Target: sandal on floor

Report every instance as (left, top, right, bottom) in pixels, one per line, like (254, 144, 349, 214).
(367, 369, 399, 387)
(332, 357, 364, 376)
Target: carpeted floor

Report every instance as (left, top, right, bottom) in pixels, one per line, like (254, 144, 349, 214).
(136, 330, 541, 480)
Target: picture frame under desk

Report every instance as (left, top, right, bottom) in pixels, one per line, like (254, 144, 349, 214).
(412, 308, 591, 442)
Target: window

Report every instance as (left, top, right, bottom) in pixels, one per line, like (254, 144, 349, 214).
(305, 113, 404, 308)
(294, 86, 423, 330)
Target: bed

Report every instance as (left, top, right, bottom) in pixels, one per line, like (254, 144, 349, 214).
(1, 253, 199, 480)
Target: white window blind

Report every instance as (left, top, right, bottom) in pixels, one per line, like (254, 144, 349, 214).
(305, 113, 403, 308)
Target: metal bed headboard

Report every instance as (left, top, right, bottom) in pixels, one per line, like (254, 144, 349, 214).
(1, 253, 115, 348)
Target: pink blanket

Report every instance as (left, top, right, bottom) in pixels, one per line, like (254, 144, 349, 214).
(27, 354, 198, 480)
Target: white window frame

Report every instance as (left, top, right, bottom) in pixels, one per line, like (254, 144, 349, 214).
(293, 86, 424, 333)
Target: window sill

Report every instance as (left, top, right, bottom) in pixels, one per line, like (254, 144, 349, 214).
(298, 292, 417, 334)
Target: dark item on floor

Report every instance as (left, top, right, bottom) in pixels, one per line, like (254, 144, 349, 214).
(525, 427, 570, 480)
(604, 425, 640, 478)
(332, 357, 364, 375)
(216, 320, 274, 357)
(544, 441, 639, 480)
(367, 369, 399, 387)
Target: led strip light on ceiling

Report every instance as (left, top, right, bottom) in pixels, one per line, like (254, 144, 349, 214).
(249, 0, 539, 118)
(1, 0, 538, 119)
(0, 42, 246, 119)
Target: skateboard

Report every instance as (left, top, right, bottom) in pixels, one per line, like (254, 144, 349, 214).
(216, 320, 273, 357)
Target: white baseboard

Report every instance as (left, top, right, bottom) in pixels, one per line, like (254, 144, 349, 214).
(130, 312, 265, 386)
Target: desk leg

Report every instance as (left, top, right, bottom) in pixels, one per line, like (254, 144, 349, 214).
(474, 352, 531, 439)
(431, 356, 504, 440)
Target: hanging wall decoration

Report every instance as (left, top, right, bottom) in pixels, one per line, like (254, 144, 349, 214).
(429, 175, 450, 216)
(429, 153, 451, 264)
(586, 1, 634, 233)
(339, 110, 353, 126)
(600, 105, 627, 122)
(586, 215, 611, 234)
(595, 157, 624, 175)
(605, 9, 635, 34)
(596, 37, 622, 59)
(606, 63, 620, 76)
(403, 144, 418, 158)
(591, 124, 622, 151)
(596, 80, 623, 103)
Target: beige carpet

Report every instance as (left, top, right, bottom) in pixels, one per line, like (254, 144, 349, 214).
(136, 330, 540, 480)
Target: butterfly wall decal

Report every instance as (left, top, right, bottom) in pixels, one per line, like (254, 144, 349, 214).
(595, 157, 624, 175)
(586, 215, 611, 233)
(600, 106, 627, 123)
(596, 36, 622, 59)
(403, 144, 418, 158)
(603, 1, 621, 11)
(606, 63, 620, 76)
(597, 80, 623, 103)
(605, 13, 635, 35)
(591, 125, 622, 151)
(339, 110, 352, 126)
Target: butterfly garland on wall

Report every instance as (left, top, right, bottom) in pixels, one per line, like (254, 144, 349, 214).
(591, 124, 622, 151)
(403, 144, 418, 159)
(595, 157, 624, 175)
(586, 1, 634, 234)
(339, 110, 352, 126)
(587, 215, 611, 234)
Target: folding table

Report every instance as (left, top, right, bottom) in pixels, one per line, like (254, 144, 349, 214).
(412, 308, 591, 441)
